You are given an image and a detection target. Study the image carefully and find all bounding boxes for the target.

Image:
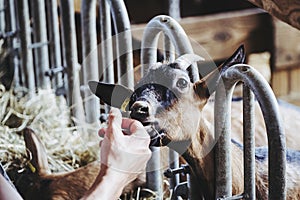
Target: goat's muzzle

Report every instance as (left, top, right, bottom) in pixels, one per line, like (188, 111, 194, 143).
(130, 101, 150, 122)
(130, 101, 170, 146)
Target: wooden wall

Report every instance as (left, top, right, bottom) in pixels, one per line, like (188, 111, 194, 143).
(132, 8, 300, 105)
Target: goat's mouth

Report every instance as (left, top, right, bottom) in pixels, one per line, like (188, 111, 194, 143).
(143, 122, 171, 147)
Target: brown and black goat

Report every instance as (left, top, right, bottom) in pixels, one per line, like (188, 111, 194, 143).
(90, 46, 300, 199)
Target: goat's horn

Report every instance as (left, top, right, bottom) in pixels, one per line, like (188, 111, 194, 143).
(174, 54, 204, 70)
(175, 54, 204, 82)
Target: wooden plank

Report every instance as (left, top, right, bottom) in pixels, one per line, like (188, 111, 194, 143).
(131, 9, 273, 61)
(272, 70, 289, 97)
(247, 0, 300, 30)
(291, 67, 300, 94)
(274, 18, 300, 70)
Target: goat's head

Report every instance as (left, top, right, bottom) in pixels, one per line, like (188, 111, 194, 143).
(90, 46, 245, 149)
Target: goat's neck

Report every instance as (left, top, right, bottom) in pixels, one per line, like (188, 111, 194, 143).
(182, 118, 215, 199)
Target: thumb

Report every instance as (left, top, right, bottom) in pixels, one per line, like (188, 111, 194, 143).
(107, 108, 123, 139)
(109, 107, 122, 127)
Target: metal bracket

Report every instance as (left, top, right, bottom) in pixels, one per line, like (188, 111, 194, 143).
(164, 164, 190, 178)
(217, 193, 244, 200)
(172, 182, 189, 199)
(44, 66, 65, 79)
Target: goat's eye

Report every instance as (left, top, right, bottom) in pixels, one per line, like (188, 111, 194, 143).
(176, 78, 188, 89)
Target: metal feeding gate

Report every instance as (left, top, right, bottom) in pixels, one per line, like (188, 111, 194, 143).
(0, 0, 287, 199)
(214, 64, 286, 200)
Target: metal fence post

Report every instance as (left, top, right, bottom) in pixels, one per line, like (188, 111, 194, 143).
(214, 79, 233, 198)
(5, 0, 19, 88)
(30, 0, 51, 89)
(81, 0, 100, 125)
(167, 2, 181, 196)
(0, 0, 5, 33)
(243, 85, 255, 200)
(168, 0, 181, 20)
(59, 0, 86, 127)
(109, 0, 134, 89)
(46, 0, 63, 89)
(16, 0, 35, 94)
(99, 0, 114, 84)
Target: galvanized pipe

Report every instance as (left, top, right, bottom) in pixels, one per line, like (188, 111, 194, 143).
(146, 146, 163, 200)
(214, 80, 234, 198)
(81, 0, 100, 124)
(46, 0, 63, 88)
(164, 35, 180, 192)
(5, 0, 19, 87)
(16, 0, 35, 94)
(141, 15, 199, 82)
(215, 64, 286, 199)
(0, 0, 5, 33)
(30, 0, 51, 89)
(59, 0, 85, 124)
(108, 0, 134, 89)
(99, 0, 114, 84)
(166, 3, 181, 194)
(168, 0, 181, 20)
(243, 85, 255, 200)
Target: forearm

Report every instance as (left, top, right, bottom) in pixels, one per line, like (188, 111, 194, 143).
(0, 175, 23, 200)
(81, 165, 130, 200)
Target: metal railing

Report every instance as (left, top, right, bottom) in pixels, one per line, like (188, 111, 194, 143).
(214, 64, 286, 200)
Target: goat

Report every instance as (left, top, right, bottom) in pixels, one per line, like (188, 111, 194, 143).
(15, 128, 144, 200)
(90, 46, 300, 199)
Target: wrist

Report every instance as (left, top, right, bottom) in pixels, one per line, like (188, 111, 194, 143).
(82, 164, 136, 200)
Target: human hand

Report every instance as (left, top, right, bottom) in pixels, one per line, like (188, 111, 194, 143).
(99, 108, 151, 178)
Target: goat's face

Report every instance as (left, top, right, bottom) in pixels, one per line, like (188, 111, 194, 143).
(90, 46, 245, 147)
(129, 62, 207, 146)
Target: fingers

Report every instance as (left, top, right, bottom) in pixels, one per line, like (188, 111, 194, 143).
(98, 128, 106, 137)
(122, 118, 150, 145)
(121, 119, 144, 134)
(99, 108, 149, 145)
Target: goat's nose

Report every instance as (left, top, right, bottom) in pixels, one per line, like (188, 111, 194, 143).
(130, 101, 150, 121)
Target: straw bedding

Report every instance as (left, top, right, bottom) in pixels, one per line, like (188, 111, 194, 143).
(0, 84, 99, 178)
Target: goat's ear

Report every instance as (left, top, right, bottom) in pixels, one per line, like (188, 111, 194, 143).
(88, 81, 133, 111)
(23, 128, 51, 175)
(194, 45, 245, 99)
(220, 44, 246, 72)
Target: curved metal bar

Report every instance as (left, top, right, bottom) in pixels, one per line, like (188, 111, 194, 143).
(214, 78, 234, 198)
(81, 0, 100, 124)
(243, 85, 255, 200)
(108, 0, 134, 89)
(30, 0, 51, 89)
(141, 15, 199, 82)
(215, 64, 286, 199)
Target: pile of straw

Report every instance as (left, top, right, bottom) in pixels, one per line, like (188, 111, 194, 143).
(0, 84, 100, 177)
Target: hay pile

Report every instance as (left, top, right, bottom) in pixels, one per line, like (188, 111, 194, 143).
(0, 84, 100, 177)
